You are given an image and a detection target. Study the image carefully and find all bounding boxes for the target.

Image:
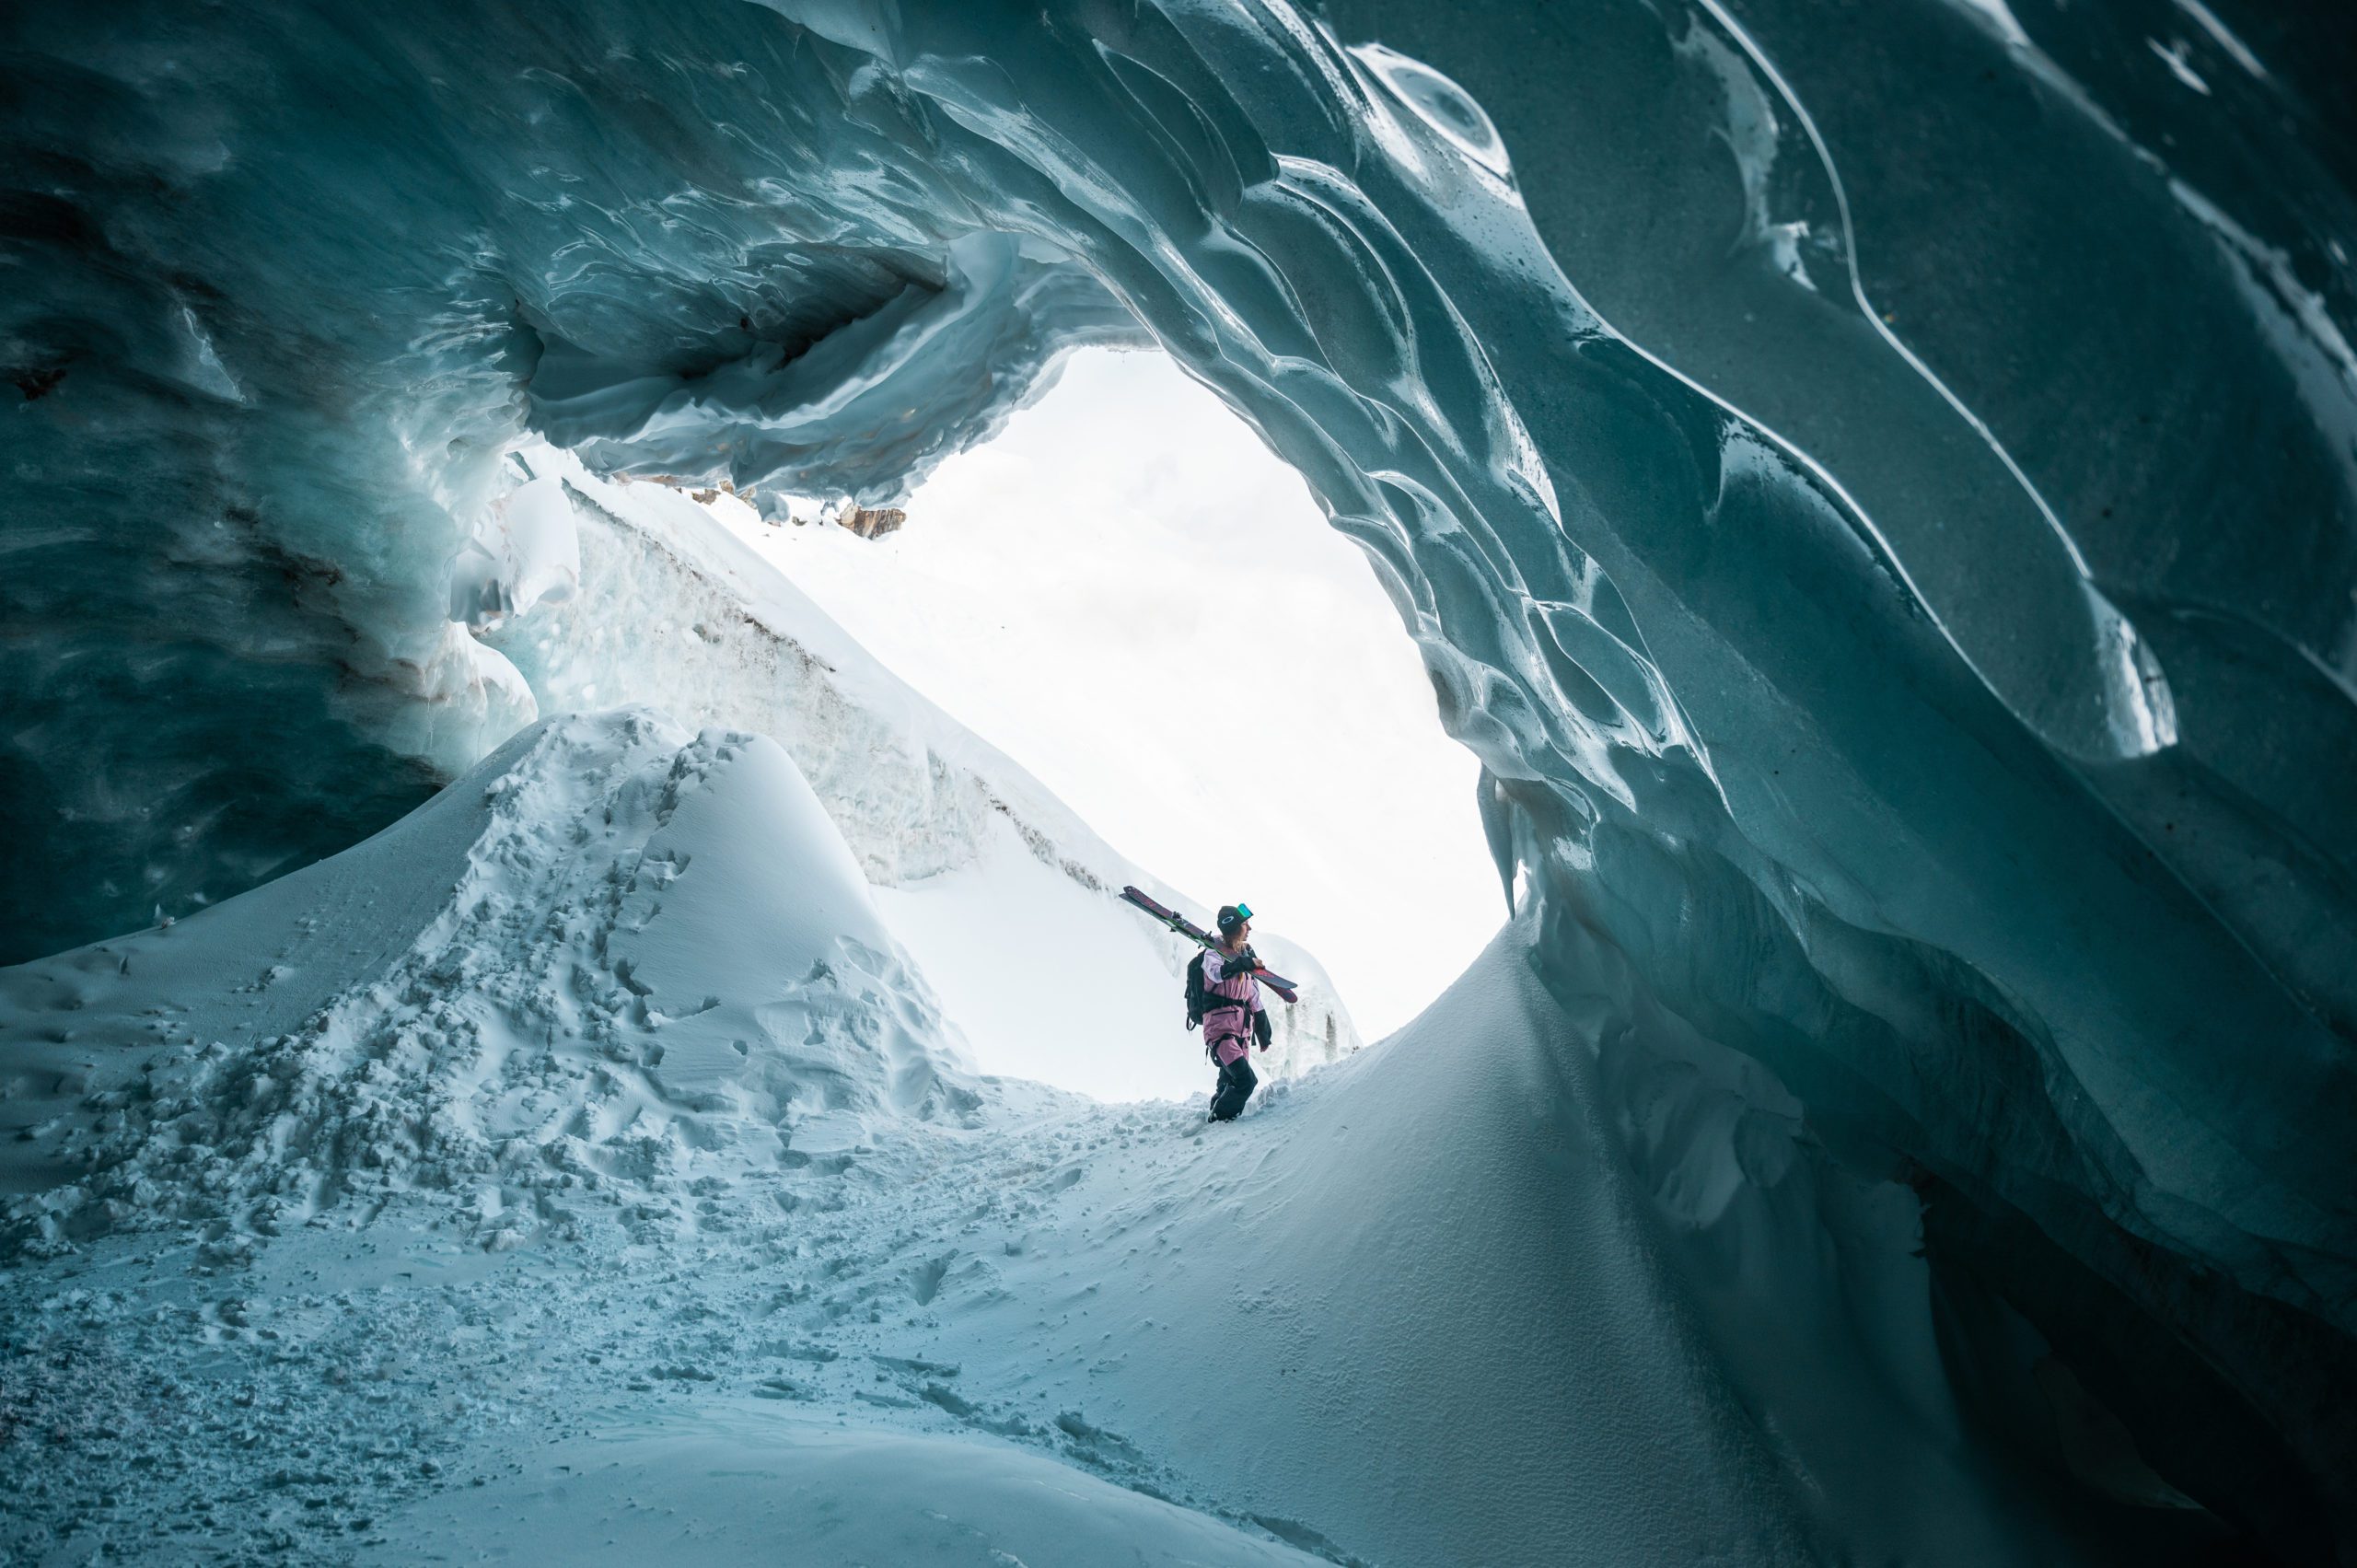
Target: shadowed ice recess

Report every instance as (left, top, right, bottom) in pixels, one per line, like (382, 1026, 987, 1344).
(2, 0, 2354, 1560)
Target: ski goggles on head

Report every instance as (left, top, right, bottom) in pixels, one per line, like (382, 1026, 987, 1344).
(1219, 902, 1253, 931)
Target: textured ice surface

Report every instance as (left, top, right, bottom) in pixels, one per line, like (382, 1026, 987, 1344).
(3, 0, 2353, 1555)
(530, 230, 1146, 511)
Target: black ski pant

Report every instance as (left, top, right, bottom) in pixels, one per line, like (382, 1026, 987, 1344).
(1209, 1051, 1258, 1121)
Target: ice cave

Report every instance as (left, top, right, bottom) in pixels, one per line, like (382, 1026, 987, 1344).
(2, 0, 2352, 1562)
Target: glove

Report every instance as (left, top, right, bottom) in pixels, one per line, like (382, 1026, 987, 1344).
(1253, 1009, 1273, 1050)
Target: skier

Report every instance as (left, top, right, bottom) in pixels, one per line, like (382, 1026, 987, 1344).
(1201, 904, 1274, 1121)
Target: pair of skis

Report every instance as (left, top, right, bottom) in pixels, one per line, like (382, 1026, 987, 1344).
(1119, 886, 1300, 1004)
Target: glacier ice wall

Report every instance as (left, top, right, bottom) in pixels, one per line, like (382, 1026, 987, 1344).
(530, 230, 1147, 511)
(2, 0, 2352, 1555)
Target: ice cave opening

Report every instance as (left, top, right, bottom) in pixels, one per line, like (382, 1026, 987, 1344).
(4, 0, 2355, 1563)
(653, 344, 1502, 1078)
(460, 335, 1506, 1104)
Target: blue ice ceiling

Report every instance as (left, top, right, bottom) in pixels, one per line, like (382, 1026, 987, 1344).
(2, 0, 2351, 1555)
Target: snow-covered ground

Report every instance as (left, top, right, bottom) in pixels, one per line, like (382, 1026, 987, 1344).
(699, 348, 1500, 1043)
(0, 708, 2131, 1566)
(0, 711, 1321, 1562)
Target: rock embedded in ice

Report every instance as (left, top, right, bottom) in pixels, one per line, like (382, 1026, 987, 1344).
(837, 502, 907, 539)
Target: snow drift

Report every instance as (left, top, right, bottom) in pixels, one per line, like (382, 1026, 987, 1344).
(3, 0, 2353, 1556)
(0, 710, 977, 1261)
(0, 712, 1345, 1562)
(0, 711, 2187, 1564)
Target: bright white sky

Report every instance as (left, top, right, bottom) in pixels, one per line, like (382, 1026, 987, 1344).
(722, 347, 1501, 1041)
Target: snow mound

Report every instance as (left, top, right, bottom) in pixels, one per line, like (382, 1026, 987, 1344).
(0, 709, 977, 1260)
(357, 1411, 1329, 1567)
(911, 922, 2098, 1568)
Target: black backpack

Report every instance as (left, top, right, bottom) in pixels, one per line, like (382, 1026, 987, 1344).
(1184, 950, 1217, 1032)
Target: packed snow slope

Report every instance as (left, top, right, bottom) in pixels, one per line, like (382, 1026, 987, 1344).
(0, 709, 2207, 1565)
(4, 0, 2354, 1556)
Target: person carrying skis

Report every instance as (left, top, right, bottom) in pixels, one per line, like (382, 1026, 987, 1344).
(1202, 903, 1273, 1121)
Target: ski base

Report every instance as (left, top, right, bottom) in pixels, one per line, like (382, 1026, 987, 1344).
(1119, 886, 1300, 1003)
